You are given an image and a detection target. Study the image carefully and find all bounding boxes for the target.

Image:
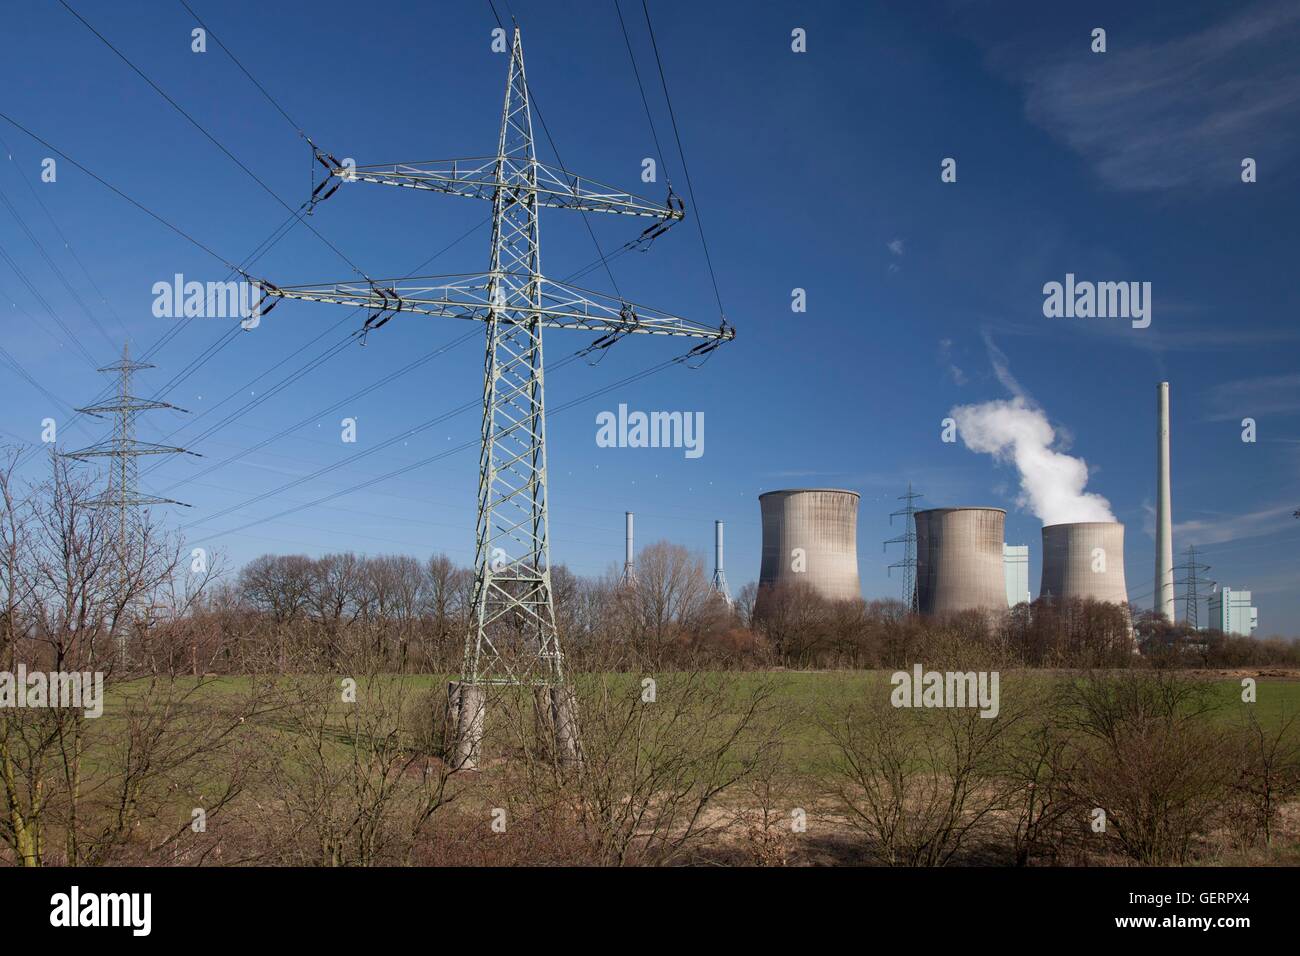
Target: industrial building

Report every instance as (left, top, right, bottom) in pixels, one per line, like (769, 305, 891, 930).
(1039, 521, 1129, 608)
(1207, 587, 1258, 636)
(1004, 544, 1030, 607)
(914, 507, 1007, 615)
(758, 489, 861, 602)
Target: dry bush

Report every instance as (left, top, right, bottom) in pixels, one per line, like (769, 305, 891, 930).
(487, 653, 785, 866)
(1058, 671, 1237, 864)
(246, 648, 457, 866)
(1225, 708, 1300, 848)
(821, 669, 1035, 866)
(999, 686, 1086, 865)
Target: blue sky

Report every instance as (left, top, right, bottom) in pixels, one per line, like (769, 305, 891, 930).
(1, 0, 1297, 632)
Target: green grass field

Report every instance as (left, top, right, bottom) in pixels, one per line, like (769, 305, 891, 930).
(95, 669, 1300, 779)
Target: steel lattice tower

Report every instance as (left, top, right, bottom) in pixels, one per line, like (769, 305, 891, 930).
(253, 29, 733, 688)
(620, 511, 636, 587)
(1175, 544, 1213, 630)
(63, 343, 195, 564)
(884, 483, 923, 612)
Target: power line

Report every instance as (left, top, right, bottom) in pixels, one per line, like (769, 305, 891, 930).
(186, 346, 697, 544)
(613, 0, 671, 188)
(0, 106, 310, 470)
(57, 0, 372, 282)
(0, 340, 90, 420)
(157, 329, 480, 492)
(640, 0, 726, 318)
(485, 0, 624, 299)
(152, 325, 364, 463)
(0, 110, 244, 273)
(0, 132, 129, 346)
(0, 220, 103, 369)
(143, 216, 493, 473)
(176, 0, 308, 139)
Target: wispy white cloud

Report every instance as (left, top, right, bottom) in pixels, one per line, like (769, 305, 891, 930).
(937, 338, 967, 385)
(1174, 502, 1296, 546)
(980, 328, 1027, 399)
(1004, 1, 1300, 191)
(1203, 373, 1300, 421)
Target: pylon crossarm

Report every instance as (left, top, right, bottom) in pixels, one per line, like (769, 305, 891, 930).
(327, 157, 683, 221)
(64, 440, 196, 458)
(261, 272, 734, 341)
(76, 399, 189, 415)
(85, 493, 191, 509)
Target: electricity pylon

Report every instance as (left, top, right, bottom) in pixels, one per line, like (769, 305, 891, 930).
(1175, 544, 1213, 630)
(64, 344, 196, 551)
(620, 511, 636, 587)
(884, 483, 923, 612)
(63, 344, 196, 649)
(253, 29, 732, 691)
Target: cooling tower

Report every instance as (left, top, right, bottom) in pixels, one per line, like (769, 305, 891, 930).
(1039, 521, 1129, 607)
(758, 489, 861, 602)
(914, 507, 1006, 615)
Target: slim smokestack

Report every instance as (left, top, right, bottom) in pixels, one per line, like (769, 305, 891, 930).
(1156, 382, 1174, 622)
(711, 519, 731, 604)
(621, 511, 635, 586)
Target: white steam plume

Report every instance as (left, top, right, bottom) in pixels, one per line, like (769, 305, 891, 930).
(950, 396, 1115, 525)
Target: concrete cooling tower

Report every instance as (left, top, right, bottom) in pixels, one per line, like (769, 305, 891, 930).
(758, 489, 861, 602)
(915, 507, 1006, 615)
(1039, 521, 1129, 607)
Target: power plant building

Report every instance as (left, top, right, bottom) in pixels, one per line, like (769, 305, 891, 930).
(1004, 544, 1030, 607)
(1207, 587, 1258, 636)
(1039, 521, 1129, 608)
(758, 489, 861, 602)
(914, 507, 1007, 615)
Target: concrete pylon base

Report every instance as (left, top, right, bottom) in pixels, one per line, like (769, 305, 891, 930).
(448, 681, 486, 771)
(550, 685, 582, 770)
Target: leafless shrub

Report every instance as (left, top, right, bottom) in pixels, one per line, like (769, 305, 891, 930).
(491, 650, 784, 866)
(248, 647, 456, 866)
(1058, 671, 1237, 864)
(821, 657, 1037, 866)
(1225, 708, 1300, 848)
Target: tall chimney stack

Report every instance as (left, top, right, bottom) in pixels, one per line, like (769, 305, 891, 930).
(711, 519, 731, 604)
(1156, 382, 1175, 622)
(621, 511, 635, 586)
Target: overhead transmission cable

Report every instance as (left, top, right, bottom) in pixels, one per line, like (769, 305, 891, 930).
(486, 0, 624, 299)
(0, 152, 120, 351)
(185, 345, 699, 543)
(57, 0, 371, 283)
(640, 0, 727, 319)
(0, 217, 103, 369)
(148, 214, 614, 490)
(141, 213, 493, 478)
(157, 329, 481, 493)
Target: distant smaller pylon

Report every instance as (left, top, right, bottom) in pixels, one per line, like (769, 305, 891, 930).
(884, 483, 924, 612)
(620, 511, 636, 586)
